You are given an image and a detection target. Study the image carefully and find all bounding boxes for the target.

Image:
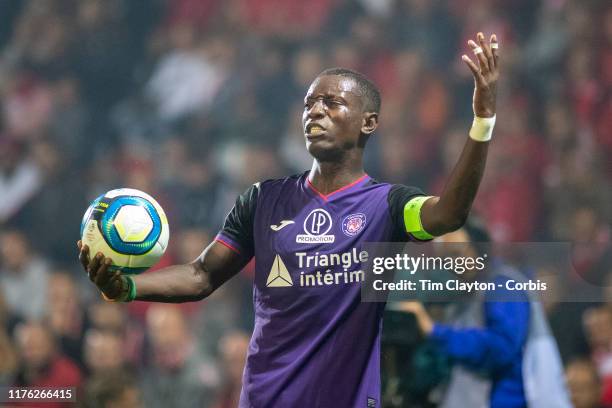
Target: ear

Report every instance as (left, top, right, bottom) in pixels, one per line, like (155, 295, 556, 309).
(361, 112, 379, 136)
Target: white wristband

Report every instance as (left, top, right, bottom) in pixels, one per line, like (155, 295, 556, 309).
(469, 115, 496, 142)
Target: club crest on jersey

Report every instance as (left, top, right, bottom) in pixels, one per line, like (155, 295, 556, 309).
(342, 213, 366, 237)
(296, 208, 335, 243)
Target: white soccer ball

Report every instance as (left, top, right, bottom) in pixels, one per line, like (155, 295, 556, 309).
(80, 188, 169, 274)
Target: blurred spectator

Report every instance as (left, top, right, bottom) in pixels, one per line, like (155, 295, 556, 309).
(82, 371, 143, 408)
(84, 329, 128, 377)
(566, 358, 605, 408)
(47, 272, 89, 368)
(583, 306, 612, 406)
(0, 326, 17, 387)
(213, 331, 250, 408)
(140, 304, 219, 408)
(13, 321, 82, 408)
(399, 219, 571, 408)
(0, 137, 42, 223)
(0, 229, 49, 320)
(88, 302, 127, 334)
(88, 301, 145, 368)
(145, 30, 230, 122)
(14, 139, 87, 263)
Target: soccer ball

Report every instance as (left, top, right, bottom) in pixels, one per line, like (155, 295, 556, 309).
(80, 188, 169, 274)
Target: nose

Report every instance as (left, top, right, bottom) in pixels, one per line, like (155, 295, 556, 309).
(306, 99, 325, 119)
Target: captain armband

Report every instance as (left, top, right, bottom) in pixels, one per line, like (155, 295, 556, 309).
(403, 196, 435, 241)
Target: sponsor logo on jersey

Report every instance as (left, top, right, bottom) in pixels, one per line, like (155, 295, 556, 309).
(342, 213, 366, 237)
(266, 255, 293, 287)
(297, 209, 335, 243)
(270, 220, 295, 231)
(265, 249, 369, 289)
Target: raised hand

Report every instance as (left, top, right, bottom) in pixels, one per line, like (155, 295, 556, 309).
(77, 240, 129, 301)
(462, 32, 499, 118)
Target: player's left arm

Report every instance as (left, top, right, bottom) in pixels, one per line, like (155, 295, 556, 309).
(419, 32, 499, 237)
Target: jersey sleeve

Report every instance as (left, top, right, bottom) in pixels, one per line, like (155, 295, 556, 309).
(388, 184, 433, 242)
(215, 183, 260, 259)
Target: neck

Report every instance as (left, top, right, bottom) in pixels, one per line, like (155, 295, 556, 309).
(308, 152, 365, 195)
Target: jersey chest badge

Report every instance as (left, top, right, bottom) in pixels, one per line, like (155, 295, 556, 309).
(342, 213, 367, 237)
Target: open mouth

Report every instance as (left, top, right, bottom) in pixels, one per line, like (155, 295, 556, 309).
(306, 123, 326, 135)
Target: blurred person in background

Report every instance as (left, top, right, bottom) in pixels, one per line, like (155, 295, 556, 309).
(0, 324, 17, 387)
(0, 229, 49, 321)
(213, 331, 250, 408)
(88, 302, 127, 334)
(145, 27, 231, 123)
(398, 218, 571, 408)
(13, 321, 82, 408)
(84, 328, 128, 377)
(0, 292, 18, 386)
(81, 371, 143, 408)
(47, 271, 89, 368)
(566, 358, 606, 408)
(140, 304, 219, 408)
(0, 137, 42, 224)
(569, 205, 612, 286)
(88, 301, 146, 369)
(13, 138, 87, 264)
(583, 306, 612, 407)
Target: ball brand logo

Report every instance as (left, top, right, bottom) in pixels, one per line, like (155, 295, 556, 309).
(342, 213, 366, 237)
(296, 209, 335, 243)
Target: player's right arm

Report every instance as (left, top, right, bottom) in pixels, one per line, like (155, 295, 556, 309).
(78, 240, 249, 302)
(78, 183, 259, 303)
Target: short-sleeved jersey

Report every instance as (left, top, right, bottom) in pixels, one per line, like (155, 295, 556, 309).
(216, 172, 425, 408)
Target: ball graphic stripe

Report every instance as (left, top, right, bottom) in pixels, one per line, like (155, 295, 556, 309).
(100, 196, 162, 255)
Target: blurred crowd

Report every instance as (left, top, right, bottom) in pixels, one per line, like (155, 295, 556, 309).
(0, 0, 610, 407)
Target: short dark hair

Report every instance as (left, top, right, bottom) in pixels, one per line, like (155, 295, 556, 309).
(318, 67, 381, 113)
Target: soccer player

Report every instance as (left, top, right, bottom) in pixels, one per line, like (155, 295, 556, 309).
(79, 32, 499, 407)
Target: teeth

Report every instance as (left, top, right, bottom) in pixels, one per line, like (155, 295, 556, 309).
(309, 125, 323, 133)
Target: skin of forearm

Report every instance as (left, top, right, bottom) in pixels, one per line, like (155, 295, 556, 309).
(424, 138, 489, 236)
(132, 262, 212, 303)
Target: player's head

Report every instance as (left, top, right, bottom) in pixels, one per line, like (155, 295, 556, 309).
(303, 68, 380, 162)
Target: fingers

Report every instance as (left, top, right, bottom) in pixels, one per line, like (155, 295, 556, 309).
(78, 241, 90, 271)
(468, 39, 488, 74)
(88, 252, 103, 282)
(464, 32, 499, 80)
(461, 54, 484, 83)
(490, 34, 499, 68)
(476, 32, 493, 72)
(95, 258, 114, 288)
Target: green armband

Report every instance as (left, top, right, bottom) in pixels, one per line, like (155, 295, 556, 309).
(125, 275, 137, 302)
(101, 274, 136, 303)
(403, 196, 435, 240)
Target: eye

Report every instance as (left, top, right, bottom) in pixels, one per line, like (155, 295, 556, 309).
(326, 99, 342, 107)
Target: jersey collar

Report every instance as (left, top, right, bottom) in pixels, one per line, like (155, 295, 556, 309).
(305, 173, 370, 202)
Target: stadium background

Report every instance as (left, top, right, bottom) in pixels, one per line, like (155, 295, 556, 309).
(0, 0, 610, 407)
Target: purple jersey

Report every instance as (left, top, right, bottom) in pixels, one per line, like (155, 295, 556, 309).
(216, 172, 425, 408)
